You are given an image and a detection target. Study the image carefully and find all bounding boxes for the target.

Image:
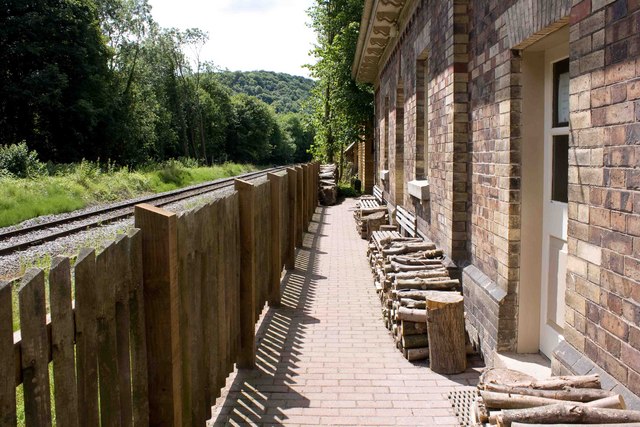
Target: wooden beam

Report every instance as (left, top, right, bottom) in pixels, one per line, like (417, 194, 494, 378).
(235, 179, 257, 369)
(134, 204, 183, 427)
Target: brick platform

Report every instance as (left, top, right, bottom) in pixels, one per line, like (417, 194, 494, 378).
(210, 199, 482, 426)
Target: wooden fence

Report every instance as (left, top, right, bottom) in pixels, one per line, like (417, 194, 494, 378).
(0, 163, 319, 427)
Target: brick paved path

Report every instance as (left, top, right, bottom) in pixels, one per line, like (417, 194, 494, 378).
(210, 199, 482, 426)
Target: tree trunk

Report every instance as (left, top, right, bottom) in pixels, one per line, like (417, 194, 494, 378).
(485, 384, 615, 402)
(493, 374, 601, 390)
(397, 307, 426, 322)
(496, 404, 640, 427)
(405, 347, 429, 362)
(480, 391, 625, 410)
(426, 293, 466, 374)
(402, 334, 429, 349)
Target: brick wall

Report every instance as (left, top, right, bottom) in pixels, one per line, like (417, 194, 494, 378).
(555, 0, 640, 397)
(368, 0, 640, 398)
(374, 0, 468, 260)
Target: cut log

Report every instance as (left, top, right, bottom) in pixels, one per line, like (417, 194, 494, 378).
(584, 394, 627, 409)
(401, 320, 428, 336)
(391, 269, 449, 280)
(426, 293, 466, 374)
(393, 290, 461, 301)
(479, 368, 536, 388)
(496, 404, 640, 427)
(383, 244, 440, 256)
(485, 384, 615, 402)
(397, 307, 427, 322)
(401, 334, 429, 349)
(391, 262, 446, 272)
(400, 298, 426, 309)
(405, 347, 429, 362)
(395, 278, 459, 290)
(478, 390, 622, 410)
(489, 374, 601, 390)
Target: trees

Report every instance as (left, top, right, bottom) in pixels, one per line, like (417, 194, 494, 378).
(0, 0, 316, 167)
(0, 0, 110, 162)
(306, 0, 373, 177)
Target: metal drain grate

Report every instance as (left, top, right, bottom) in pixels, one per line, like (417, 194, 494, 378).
(447, 388, 478, 427)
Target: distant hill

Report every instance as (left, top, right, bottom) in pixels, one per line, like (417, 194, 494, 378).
(213, 70, 315, 114)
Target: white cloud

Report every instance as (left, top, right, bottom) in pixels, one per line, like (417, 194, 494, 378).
(148, 0, 317, 77)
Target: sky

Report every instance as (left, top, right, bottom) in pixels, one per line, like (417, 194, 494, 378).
(147, 0, 317, 78)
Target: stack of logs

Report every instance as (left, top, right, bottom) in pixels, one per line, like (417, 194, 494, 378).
(354, 196, 388, 239)
(474, 368, 640, 426)
(367, 232, 466, 373)
(319, 164, 337, 205)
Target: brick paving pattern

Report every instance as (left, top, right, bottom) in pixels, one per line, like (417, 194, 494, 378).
(210, 199, 482, 426)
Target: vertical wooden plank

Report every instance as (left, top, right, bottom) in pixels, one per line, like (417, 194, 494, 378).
(235, 179, 257, 369)
(268, 173, 283, 307)
(127, 229, 149, 427)
(212, 200, 225, 394)
(114, 235, 133, 427)
(286, 168, 298, 269)
(96, 243, 121, 427)
(295, 166, 304, 247)
(256, 182, 272, 314)
(18, 269, 52, 427)
(74, 249, 99, 427)
(200, 202, 219, 405)
(302, 164, 309, 230)
(0, 280, 16, 427)
(49, 257, 79, 427)
(227, 194, 241, 370)
(134, 203, 182, 427)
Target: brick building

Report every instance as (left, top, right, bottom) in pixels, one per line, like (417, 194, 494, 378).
(353, 0, 640, 401)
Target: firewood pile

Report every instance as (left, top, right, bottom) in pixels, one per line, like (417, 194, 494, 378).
(367, 230, 464, 366)
(354, 196, 388, 238)
(473, 368, 640, 426)
(319, 164, 337, 205)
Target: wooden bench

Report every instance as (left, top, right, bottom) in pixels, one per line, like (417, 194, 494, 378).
(396, 205, 418, 238)
(359, 198, 381, 209)
(373, 185, 385, 205)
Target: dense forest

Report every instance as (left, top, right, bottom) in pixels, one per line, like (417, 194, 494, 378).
(0, 0, 314, 168)
(213, 71, 315, 114)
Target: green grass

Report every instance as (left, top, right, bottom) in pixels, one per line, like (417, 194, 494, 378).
(0, 161, 257, 228)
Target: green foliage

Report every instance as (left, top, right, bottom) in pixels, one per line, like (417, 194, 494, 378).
(306, 0, 374, 174)
(0, 142, 46, 178)
(0, 0, 316, 171)
(0, 160, 256, 227)
(337, 183, 360, 198)
(213, 70, 315, 114)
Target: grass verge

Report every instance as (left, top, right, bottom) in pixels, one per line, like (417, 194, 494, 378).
(0, 161, 257, 228)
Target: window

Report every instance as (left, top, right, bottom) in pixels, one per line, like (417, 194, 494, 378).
(415, 53, 428, 179)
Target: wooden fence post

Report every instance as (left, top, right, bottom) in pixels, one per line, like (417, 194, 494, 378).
(302, 164, 310, 230)
(235, 179, 257, 369)
(268, 173, 284, 307)
(285, 168, 297, 270)
(134, 204, 183, 427)
(0, 281, 16, 426)
(295, 166, 304, 247)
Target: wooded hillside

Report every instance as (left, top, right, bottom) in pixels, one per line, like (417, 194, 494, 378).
(213, 71, 315, 114)
(0, 0, 314, 167)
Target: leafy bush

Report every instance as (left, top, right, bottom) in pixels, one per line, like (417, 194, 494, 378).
(337, 183, 360, 198)
(0, 142, 46, 178)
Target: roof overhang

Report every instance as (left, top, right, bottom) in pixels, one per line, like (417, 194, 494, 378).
(352, 0, 410, 84)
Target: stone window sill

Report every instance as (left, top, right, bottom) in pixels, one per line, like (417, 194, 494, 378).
(408, 179, 430, 201)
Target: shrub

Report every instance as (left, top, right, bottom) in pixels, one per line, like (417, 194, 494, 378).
(0, 142, 46, 178)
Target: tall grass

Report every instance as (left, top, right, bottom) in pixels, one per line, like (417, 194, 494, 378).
(0, 161, 257, 228)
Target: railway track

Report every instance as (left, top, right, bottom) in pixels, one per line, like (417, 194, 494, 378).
(0, 166, 287, 256)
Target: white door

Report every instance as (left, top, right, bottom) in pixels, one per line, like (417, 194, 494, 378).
(540, 44, 570, 357)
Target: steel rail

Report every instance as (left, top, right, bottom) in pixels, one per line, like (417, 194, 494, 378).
(0, 166, 287, 256)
